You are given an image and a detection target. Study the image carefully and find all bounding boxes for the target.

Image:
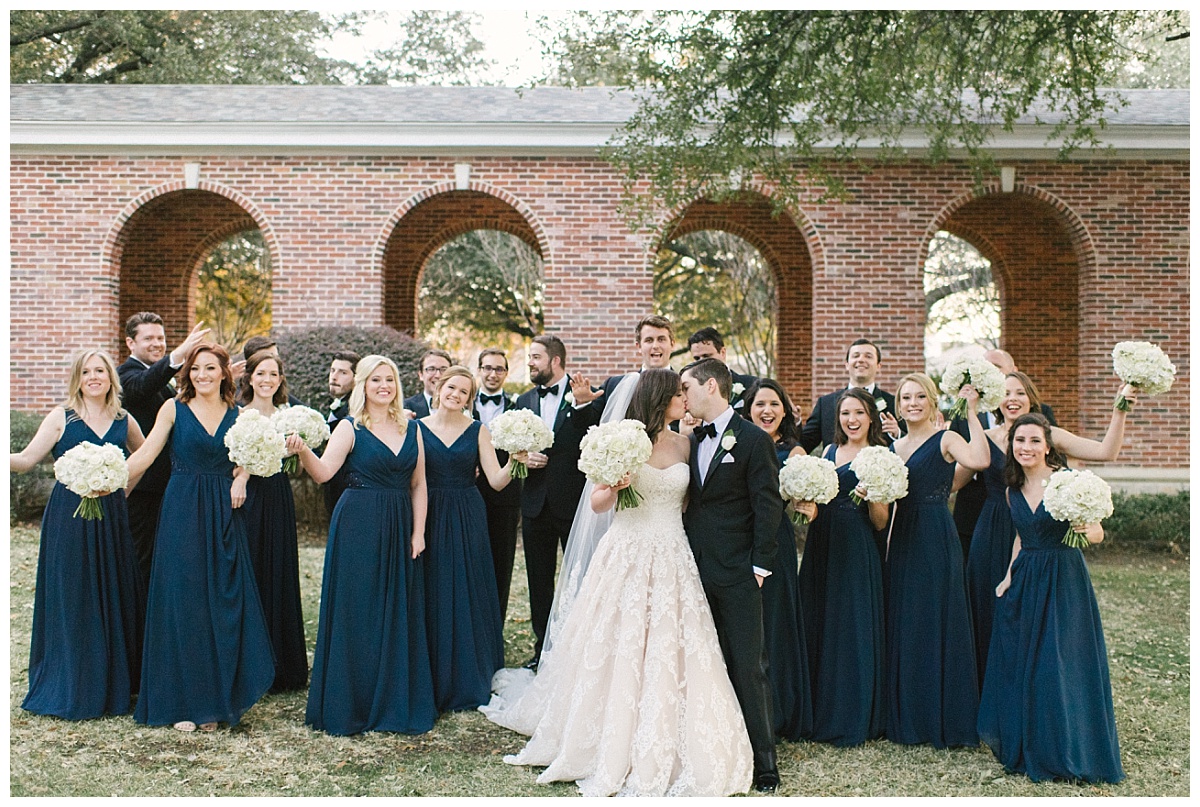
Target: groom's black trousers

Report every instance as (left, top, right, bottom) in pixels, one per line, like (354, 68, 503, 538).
(703, 576, 776, 769)
(522, 510, 573, 661)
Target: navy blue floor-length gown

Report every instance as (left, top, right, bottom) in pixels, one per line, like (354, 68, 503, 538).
(244, 464, 309, 693)
(797, 444, 885, 746)
(978, 490, 1124, 783)
(135, 402, 274, 727)
(884, 432, 978, 748)
(761, 443, 812, 740)
(419, 419, 505, 712)
(965, 438, 1012, 689)
(306, 420, 436, 735)
(23, 413, 144, 720)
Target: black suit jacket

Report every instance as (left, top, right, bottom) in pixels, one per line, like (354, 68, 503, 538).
(472, 392, 522, 508)
(118, 355, 177, 494)
(683, 411, 783, 587)
(730, 370, 758, 414)
(403, 392, 431, 418)
(800, 386, 899, 454)
(515, 377, 594, 522)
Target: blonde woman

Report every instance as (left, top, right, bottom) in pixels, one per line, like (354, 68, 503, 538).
(10, 350, 145, 719)
(287, 355, 435, 735)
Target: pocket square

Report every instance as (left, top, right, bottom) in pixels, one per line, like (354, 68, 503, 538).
(720, 454, 736, 464)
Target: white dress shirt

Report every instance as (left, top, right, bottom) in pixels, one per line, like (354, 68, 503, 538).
(696, 406, 735, 480)
(537, 378, 566, 430)
(476, 393, 504, 427)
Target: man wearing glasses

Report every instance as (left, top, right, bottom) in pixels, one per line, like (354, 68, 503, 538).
(404, 349, 453, 417)
(472, 348, 522, 622)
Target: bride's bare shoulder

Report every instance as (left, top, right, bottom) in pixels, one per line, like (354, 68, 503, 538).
(669, 429, 691, 460)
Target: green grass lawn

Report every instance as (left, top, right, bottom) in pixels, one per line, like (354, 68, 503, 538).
(8, 523, 1189, 796)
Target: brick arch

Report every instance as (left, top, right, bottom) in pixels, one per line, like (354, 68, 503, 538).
(656, 191, 820, 398)
(378, 184, 549, 336)
(105, 182, 277, 357)
(925, 182, 1097, 430)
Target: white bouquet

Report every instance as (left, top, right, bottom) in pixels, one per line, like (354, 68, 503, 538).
(53, 441, 129, 520)
(271, 405, 331, 473)
(939, 355, 1005, 420)
(778, 454, 838, 526)
(1112, 341, 1175, 412)
(489, 408, 555, 478)
(1042, 469, 1114, 549)
(577, 419, 654, 510)
(848, 446, 909, 506)
(224, 408, 287, 477)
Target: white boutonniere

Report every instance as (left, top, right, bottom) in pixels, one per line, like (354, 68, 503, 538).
(720, 430, 737, 452)
(875, 397, 887, 412)
(731, 382, 745, 397)
(330, 397, 343, 411)
(564, 390, 575, 405)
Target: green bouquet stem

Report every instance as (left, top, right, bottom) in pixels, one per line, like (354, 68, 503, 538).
(1113, 385, 1138, 412)
(849, 490, 866, 506)
(510, 460, 528, 479)
(789, 510, 810, 527)
(73, 495, 104, 520)
(1061, 526, 1090, 549)
(615, 486, 643, 511)
(283, 455, 299, 475)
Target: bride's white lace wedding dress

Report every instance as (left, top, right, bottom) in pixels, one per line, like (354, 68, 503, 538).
(480, 463, 752, 797)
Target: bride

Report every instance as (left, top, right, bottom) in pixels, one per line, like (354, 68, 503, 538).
(481, 369, 752, 796)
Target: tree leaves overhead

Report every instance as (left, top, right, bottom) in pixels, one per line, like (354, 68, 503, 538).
(9, 10, 492, 85)
(537, 10, 1187, 217)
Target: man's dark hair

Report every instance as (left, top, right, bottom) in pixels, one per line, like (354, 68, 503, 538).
(477, 348, 508, 370)
(531, 334, 567, 367)
(687, 326, 725, 351)
(124, 311, 163, 340)
(418, 348, 453, 369)
(331, 350, 361, 372)
(636, 314, 674, 341)
(845, 338, 882, 363)
(681, 357, 732, 400)
(242, 335, 277, 361)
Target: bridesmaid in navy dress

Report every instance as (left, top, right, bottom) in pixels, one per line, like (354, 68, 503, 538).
(955, 372, 1136, 690)
(9, 350, 145, 719)
(978, 411, 1130, 783)
(126, 343, 274, 732)
(289, 355, 437, 735)
(885, 372, 989, 748)
(237, 351, 308, 693)
(419, 366, 521, 712)
(796, 388, 890, 746)
(743, 379, 812, 741)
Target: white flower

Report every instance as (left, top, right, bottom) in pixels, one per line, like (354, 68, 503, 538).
(270, 405, 331, 450)
(564, 391, 575, 405)
(720, 431, 736, 452)
(848, 446, 909, 504)
(778, 455, 838, 504)
(53, 441, 129, 519)
(1112, 341, 1175, 396)
(875, 397, 887, 412)
(578, 419, 654, 487)
(489, 409, 556, 454)
(939, 355, 1006, 419)
(732, 382, 745, 396)
(1042, 469, 1114, 548)
(224, 408, 287, 477)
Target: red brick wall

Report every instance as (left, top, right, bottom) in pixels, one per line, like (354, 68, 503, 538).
(9, 154, 1188, 466)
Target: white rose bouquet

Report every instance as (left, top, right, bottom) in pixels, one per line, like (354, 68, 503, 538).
(1112, 341, 1175, 412)
(778, 454, 838, 526)
(848, 446, 909, 506)
(224, 408, 287, 477)
(271, 405, 331, 473)
(939, 355, 1005, 420)
(577, 419, 654, 510)
(1042, 469, 1114, 549)
(53, 441, 129, 520)
(489, 408, 555, 478)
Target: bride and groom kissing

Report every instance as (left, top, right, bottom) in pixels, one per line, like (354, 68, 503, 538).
(483, 350, 785, 797)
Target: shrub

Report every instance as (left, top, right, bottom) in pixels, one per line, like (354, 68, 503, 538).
(273, 325, 428, 410)
(10, 410, 55, 524)
(1099, 490, 1189, 555)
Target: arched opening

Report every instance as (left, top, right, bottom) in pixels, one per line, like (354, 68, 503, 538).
(194, 229, 272, 352)
(114, 189, 269, 356)
(923, 231, 1000, 363)
(659, 193, 814, 397)
(932, 190, 1086, 429)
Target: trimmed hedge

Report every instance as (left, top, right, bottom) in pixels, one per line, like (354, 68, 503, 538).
(273, 324, 428, 411)
(10, 410, 55, 525)
(1097, 490, 1190, 555)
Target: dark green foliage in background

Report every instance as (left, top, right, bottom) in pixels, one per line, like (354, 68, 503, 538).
(1097, 490, 1190, 555)
(9, 410, 54, 525)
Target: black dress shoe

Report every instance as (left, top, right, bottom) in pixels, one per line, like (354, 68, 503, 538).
(753, 769, 780, 793)
(522, 656, 539, 673)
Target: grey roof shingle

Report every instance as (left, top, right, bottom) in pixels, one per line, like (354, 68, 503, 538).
(9, 84, 1189, 127)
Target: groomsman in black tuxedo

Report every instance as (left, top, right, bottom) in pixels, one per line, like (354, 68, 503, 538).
(680, 358, 784, 793)
(321, 350, 360, 517)
(403, 349, 452, 417)
(514, 335, 595, 671)
(471, 348, 522, 622)
(118, 312, 210, 591)
(687, 326, 759, 414)
(952, 348, 1057, 559)
(800, 338, 903, 453)
(571, 314, 677, 416)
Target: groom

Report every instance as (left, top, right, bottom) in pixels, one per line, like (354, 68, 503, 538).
(681, 358, 784, 793)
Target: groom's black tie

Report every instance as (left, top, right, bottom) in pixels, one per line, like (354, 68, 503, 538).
(537, 384, 560, 398)
(696, 422, 718, 442)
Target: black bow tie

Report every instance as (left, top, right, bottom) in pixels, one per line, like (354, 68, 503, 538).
(697, 422, 719, 442)
(479, 393, 504, 406)
(537, 384, 560, 398)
